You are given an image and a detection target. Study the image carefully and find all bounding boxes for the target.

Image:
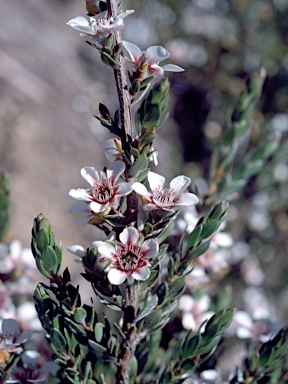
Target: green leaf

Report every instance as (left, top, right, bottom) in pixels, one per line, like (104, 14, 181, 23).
(143, 309, 162, 329)
(94, 322, 105, 343)
(36, 229, 49, 252)
(142, 106, 161, 131)
(165, 277, 186, 302)
(88, 340, 107, 353)
(41, 245, 57, 273)
(186, 241, 211, 263)
(156, 282, 168, 306)
(74, 308, 87, 324)
(129, 154, 149, 177)
(51, 328, 66, 351)
(136, 295, 159, 323)
(183, 334, 201, 360)
(187, 224, 202, 249)
(201, 220, 219, 239)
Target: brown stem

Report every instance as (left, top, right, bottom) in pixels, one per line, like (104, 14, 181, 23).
(107, 0, 137, 225)
(106, 1, 140, 383)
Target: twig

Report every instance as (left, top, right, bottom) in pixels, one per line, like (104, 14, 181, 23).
(106, 1, 140, 382)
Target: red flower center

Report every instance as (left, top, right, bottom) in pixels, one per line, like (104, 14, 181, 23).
(92, 177, 114, 204)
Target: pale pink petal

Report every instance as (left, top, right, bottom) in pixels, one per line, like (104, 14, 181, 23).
(132, 182, 151, 199)
(148, 65, 164, 76)
(141, 239, 159, 258)
(132, 266, 150, 281)
(147, 46, 170, 65)
(67, 245, 85, 257)
(69, 188, 93, 201)
(176, 192, 198, 206)
(120, 227, 139, 245)
(81, 167, 99, 186)
(67, 17, 94, 34)
(108, 268, 128, 285)
(148, 171, 165, 191)
(109, 196, 121, 210)
(170, 175, 191, 194)
(152, 199, 174, 210)
(98, 243, 117, 260)
(118, 10, 135, 19)
(123, 41, 142, 63)
(107, 161, 125, 182)
(161, 64, 184, 72)
(90, 201, 109, 213)
(115, 182, 132, 196)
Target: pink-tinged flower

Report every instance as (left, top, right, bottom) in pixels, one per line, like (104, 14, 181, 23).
(123, 41, 184, 77)
(132, 171, 198, 211)
(69, 161, 132, 214)
(98, 227, 159, 285)
(67, 10, 134, 39)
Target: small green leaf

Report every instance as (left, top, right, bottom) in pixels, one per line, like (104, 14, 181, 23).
(74, 308, 87, 324)
(143, 309, 162, 329)
(142, 106, 161, 131)
(156, 282, 168, 306)
(94, 322, 105, 343)
(165, 277, 186, 302)
(41, 245, 57, 273)
(201, 220, 219, 239)
(129, 154, 149, 177)
(186, 241, 211, 262)
(51, 328, 66, 351)
(182, 334, 201, 359)
(187, 224, 202, 249)
(136, 295, 159, 323)
(36, 229, 49, 252)
(88, 340, 107, 353)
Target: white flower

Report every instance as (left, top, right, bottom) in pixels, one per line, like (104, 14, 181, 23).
(123, 41, 184, 77)
(132, 171, 198, 211)
(67, 10, 134, 39)
(98, 227, 158, 285)
(69, 161, 132, 214)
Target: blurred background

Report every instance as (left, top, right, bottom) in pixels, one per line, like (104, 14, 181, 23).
(1, 0, 288, 329)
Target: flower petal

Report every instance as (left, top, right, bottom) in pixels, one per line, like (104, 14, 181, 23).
(141, 239, 159, 258)
(119, 227, 139, 245)
(170, 175, 191, 194)
(118, 10, 135, 19)
(161, 64, 185, 72)
(132, 182, 151, 199)
(81, 167, 99, 186)
(123, 41, 142, 62)
(69, 188, 92, 201)
(116, 182, 132, 196)
(67, 245, 85, 257)
(132, 266, 150, 281)
(98, 243, 116, 260)
(108, 268, 127, 285)
(176, 192, 198, 206)
(90, 201, 109, 213)
(148, 171, 165, 191)
(147, 46, 170, 65)
(67, 17, 93, 34)
(107, 161, 125, 182)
